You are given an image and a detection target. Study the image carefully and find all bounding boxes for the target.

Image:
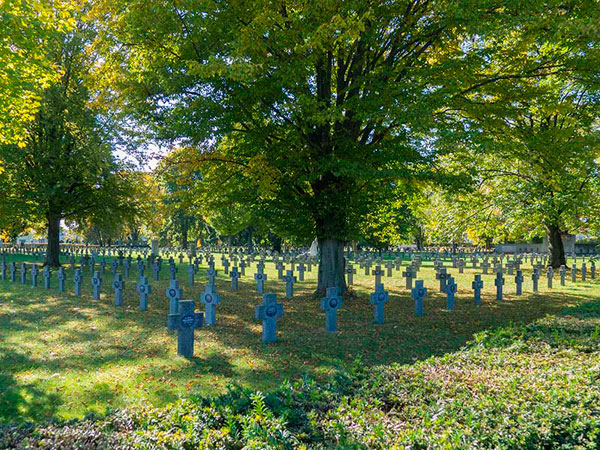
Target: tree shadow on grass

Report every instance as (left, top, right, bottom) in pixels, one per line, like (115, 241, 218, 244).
(0, 372, 60, 423)
(0, 270, 598, 423)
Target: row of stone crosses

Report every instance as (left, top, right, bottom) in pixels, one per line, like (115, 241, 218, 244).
(1, 246, 597, 358)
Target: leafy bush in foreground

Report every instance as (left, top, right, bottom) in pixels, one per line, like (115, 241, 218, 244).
(2, 302, 599, 449)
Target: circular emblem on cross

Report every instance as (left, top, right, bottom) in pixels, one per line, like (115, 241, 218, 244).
(265, 304, 278, 317)
(181, 314, 195, 328)
(329, 298, 338, 308)
(205, 294, 212, 303)
(168, 288, 177, 297)
(378, 293, 385, 301)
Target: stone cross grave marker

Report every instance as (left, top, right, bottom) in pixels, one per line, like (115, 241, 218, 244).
(43, 266, 51, 289)
(187, 264, 196, 287)
(29, 264, 38, 287)
(255, 293, 284, 343)
(206, 264, 217, 288)
(20, 262, 27, 285)
(137, 276, 152, 311)
(168, 300, 204, 358)
(254, 270, 267, 295)
(411, 280, 427, 316)
(113, 274, 125, 306)
(0, 261, 5, 281)
(370, 283, 389, 324)
(123, 260, 130, 278)
(402, 265, 415, 290)
(57, 267, 66, 292)
(364, 260, 372, 276)
(346, 264, 356, 285)
(74, 269, 83, 296)
(222, 258, 230, 275)
(201, 284, 221, 325)
(571, 265, 577, 283)
(532, 269, 539, 293)
(166, 280, 183, 314)
(582, 263, 587, 281)
(472, 274, 483, 305)
(321, 287, 343, 333)
(282, 270, 297, 298)
(547, 267, 554, 288)
(494, 271, 504, 300)
(92, 271, 102, 300)
(481, 260, 490, 274)
(9, 262, 15, 282)
(276, 262, 284, 280)
(297, 263, 306, 281)
(436, 267, 448, 293)
(504, 261, 513, 275)
(153, 261, 160, 281)
(137, 260, 145, 278)
(515, 270, 524, 295)
(169, 263, 178, 281)
(559, 265, 566, 286)
(385, 261, 394, 277)
(446, 276, 457, 310)
(111, 259, 118, 275)
(230, 267, 241, 291)
(372, 265, 384, 289)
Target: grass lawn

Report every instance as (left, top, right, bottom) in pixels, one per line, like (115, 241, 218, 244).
(0, 252, 598, 425)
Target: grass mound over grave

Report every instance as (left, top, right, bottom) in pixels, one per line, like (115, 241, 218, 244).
(2, 300, 599, 449)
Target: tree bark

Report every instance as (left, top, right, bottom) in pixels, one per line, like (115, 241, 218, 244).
(181, 223, 188, 250)
(151, 239, 159, 255)
(45, 214, 61, 267)
(546, 224, 566, 268)
(227, 235, 232, 255)
(317, 237, 347, 295)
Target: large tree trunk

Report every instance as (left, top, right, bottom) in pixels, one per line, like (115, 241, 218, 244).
(227, 235, 232, 255)
(317, 237, 346, 295)
(181, 223, 188, 250)
(414, 228, 424, 251)
(151, 239, 159, 255)
(45, 214, 61, 267)
(546, 224, 566, 268)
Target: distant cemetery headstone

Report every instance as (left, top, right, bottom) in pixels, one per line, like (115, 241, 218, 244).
(74, 269, 83, 296)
